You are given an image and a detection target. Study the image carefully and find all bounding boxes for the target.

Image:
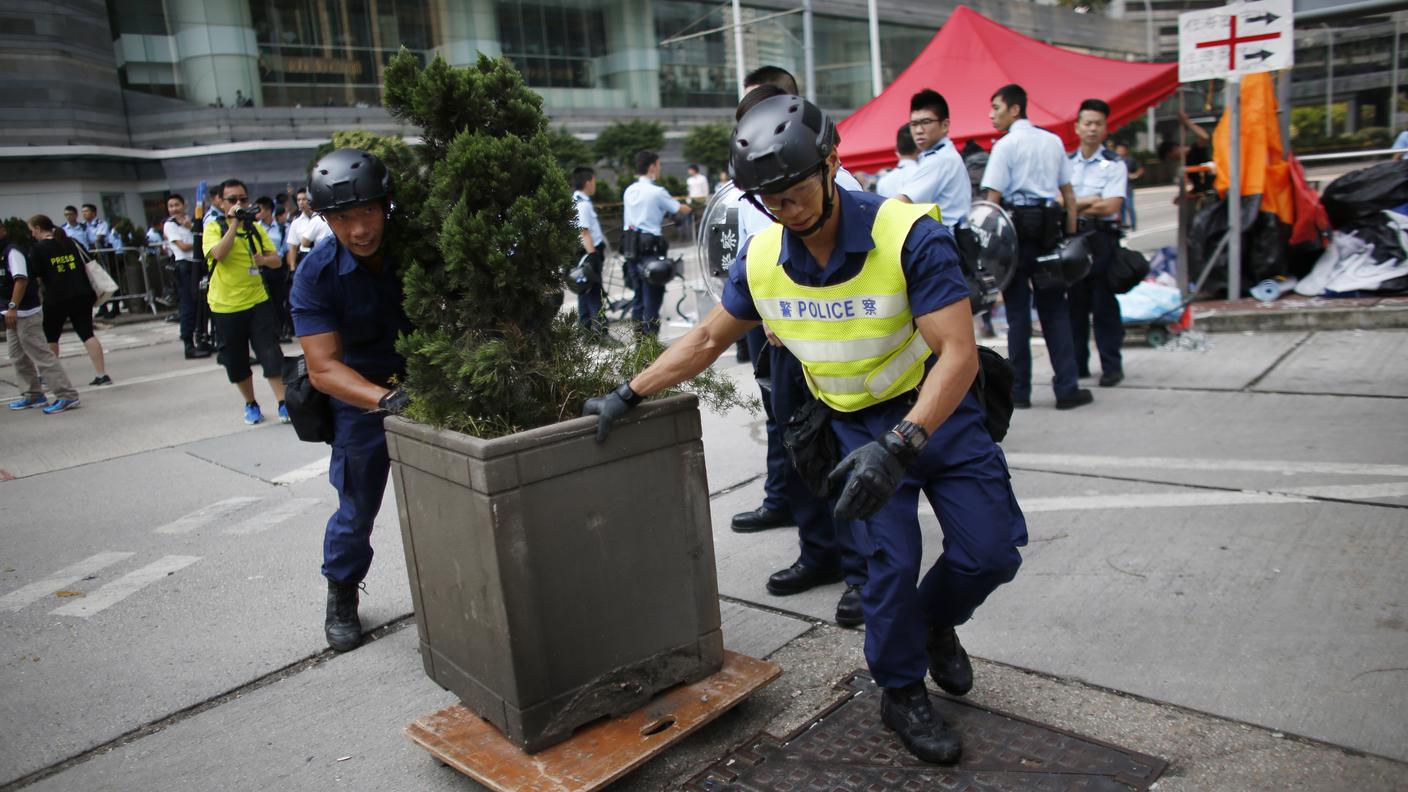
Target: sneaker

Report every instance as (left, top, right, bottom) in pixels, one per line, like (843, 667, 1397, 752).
(278, 403, 291, 424)
(89, 375, 113, 386)
(41, 398, 80, 414)
(9, 394, 48, 410)
(244, 402, 263, 425)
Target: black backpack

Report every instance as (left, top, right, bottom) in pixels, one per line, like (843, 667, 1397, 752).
(970, 346, 1014, 443)
(1107, 246, 1151, 294)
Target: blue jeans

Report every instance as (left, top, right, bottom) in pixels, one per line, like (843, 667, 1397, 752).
(1003, 242, 1081, 401)
(323, 398, 390, 583)
(1122, 191, 1137, 230)
(830, 392, 1026, 688)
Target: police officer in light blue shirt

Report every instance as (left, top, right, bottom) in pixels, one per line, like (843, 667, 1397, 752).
(622, 149, 690, 337)
(896, 90, 970, 229)
(61, 206, 90, 249)
(980, 83, 1090, 410)
(875, 125, 918, 199)
(572, 165, 610, 339)
(1066, 99, 1129, 388)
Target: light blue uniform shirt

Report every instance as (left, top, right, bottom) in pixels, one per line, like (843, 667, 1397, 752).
(738, 165, 864, 241)
(874, 158, 915, 199)
(622, 177, 680, 236)
(898, 137, 971, 228)
(85, 218, 112, 249)
(1395, 130, 1408, 152)
(980, 119, 1073, 206)
(259, 220, 286, 258)
(574, 190, 604, 247)
(1069, 146, 1128, 222)
(63, 221, 91, 249)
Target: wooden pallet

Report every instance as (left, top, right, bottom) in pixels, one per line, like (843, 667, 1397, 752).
(405, 650, 782, 792)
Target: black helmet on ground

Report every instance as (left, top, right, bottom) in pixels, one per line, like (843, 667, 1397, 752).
(641, 256, 676, 286)
(729, 95, 836, 195)
(308, 149, 392, 213)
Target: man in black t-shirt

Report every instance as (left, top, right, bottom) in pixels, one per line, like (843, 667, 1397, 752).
(4, 224, 81, 412)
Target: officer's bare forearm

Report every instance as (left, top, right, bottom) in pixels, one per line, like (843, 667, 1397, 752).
(299, 331, 391, 411)
(579, 229, 597, 255)
(628, 305, 755, 396)
(1060, 185, 1078, 234)
(904, 302, 979, 436)
(256, 251, 281, 269)
(984, 189, 1002, 204)
(1080, 196, 1123, 217)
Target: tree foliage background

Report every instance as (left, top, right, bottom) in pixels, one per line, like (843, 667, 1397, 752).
(682, 122, 732, 178)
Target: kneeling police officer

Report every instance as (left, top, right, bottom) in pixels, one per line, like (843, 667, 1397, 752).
(585, 96, 1028, 764)
(290, 149, 415, 652)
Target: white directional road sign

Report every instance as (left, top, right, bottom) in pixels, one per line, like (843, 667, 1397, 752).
(1179, 0, 1294, 82)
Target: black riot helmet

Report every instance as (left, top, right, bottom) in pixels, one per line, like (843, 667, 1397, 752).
(1033, 231, 1094, 289)
(641, 255, 676, 286)
(730, 95, 836, 195)
(308, 149, 392, 213)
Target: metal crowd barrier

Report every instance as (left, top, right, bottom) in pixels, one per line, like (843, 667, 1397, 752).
(84, 246, 178, 316)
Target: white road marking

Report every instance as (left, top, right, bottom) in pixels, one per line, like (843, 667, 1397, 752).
(1282, 482, 1408, 501)
(76, 364, 225, 392)
(1123, 220, 1179, 240)
(272, 456, 331, 485)
(0, 552, 136, 613)
(51, 555, 200, 618)
(1020, 491, 1310, 513)
(224, 498, 322, 535)
(153, 496, 263, 534)
(1006, 453, 1408, 479)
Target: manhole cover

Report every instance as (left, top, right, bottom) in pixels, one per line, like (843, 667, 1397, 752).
(686, 671, 1167, 791)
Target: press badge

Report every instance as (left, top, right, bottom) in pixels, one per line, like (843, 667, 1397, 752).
(249, 266, 259, 276)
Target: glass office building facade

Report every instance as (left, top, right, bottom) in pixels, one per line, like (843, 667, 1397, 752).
(108, 0, 940, 111)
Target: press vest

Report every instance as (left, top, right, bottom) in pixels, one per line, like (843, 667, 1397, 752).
(746, 199, 939, 412)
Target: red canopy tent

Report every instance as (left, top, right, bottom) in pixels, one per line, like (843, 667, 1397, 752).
(837, 6, 1179, 173)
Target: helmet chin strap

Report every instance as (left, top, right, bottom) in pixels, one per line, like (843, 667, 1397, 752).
(746, 174, 837, 239)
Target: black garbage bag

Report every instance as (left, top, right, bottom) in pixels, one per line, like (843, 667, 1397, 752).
(1187, 195, 1286, 297)
(1321, 160, 1408, 229)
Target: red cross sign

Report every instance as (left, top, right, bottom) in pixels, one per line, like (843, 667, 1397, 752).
(1195, 14, 1282, 71)
(1179, 0, 1294, 82)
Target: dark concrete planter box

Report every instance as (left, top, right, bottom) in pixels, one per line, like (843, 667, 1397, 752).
(384, 394, 723, 753)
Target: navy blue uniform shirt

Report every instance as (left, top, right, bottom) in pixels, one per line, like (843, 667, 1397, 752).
(722, 188, 969, 322)
(290, 236, 413, 379)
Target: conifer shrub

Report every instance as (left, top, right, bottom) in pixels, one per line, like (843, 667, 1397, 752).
(370, 50, 747, 438)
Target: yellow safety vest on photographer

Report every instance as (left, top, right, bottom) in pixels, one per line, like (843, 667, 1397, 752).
(746, 200, 939, 412)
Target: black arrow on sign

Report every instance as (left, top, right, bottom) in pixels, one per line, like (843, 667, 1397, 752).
(1246, 12, 1280, 24)
(1244, 49, 1275, 62)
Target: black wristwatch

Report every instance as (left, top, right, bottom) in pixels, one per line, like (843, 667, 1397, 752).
(886, 420, 929, 464)
(614, 381, 644, 407)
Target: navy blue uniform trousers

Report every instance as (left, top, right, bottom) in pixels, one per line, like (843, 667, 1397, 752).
(1003, 241, 1081, 401)
(1068, 232, 1124, 377)
(324, 397, 390, 584)
(769, 343, 865, 585)
(745, 325, 789, 514)
(626, 259, 664, 337)
(830, 391, 1026, 688)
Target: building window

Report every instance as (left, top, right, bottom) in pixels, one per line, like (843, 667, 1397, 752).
(497, 1, 607, 89)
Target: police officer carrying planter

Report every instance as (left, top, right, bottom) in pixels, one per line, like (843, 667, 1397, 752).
(585, 95, 1028, 765)
(1066, 99, 1128, 387)
(290, 149, 414, 652)
(622, 149, 690, 338)
(980, 84, 1092, 410)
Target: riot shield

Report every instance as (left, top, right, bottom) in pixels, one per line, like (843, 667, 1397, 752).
(965, 200, 1019, 292)
(695, 182, 744, 301)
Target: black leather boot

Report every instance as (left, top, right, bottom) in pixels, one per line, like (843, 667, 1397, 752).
(731, 506, 795, 533)
(880, 682, 962, 764)
(926, 626, 973, 696)
(325, 580, 364, 652)
(766, 561, 843, 595)
(835, 584, 863, 627)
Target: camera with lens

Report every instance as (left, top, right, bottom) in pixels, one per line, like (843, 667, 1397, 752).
(229, 206, 261, 223)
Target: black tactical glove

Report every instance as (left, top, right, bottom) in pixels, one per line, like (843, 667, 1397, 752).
(827, 428, 923, 521)
(582, 381, 643, 443)
(378, 388, 411, 415)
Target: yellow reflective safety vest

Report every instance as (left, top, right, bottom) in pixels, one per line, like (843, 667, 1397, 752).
(745, 199, 939, 412)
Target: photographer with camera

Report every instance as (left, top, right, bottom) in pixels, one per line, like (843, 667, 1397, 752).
(202, 179, 288, 425)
